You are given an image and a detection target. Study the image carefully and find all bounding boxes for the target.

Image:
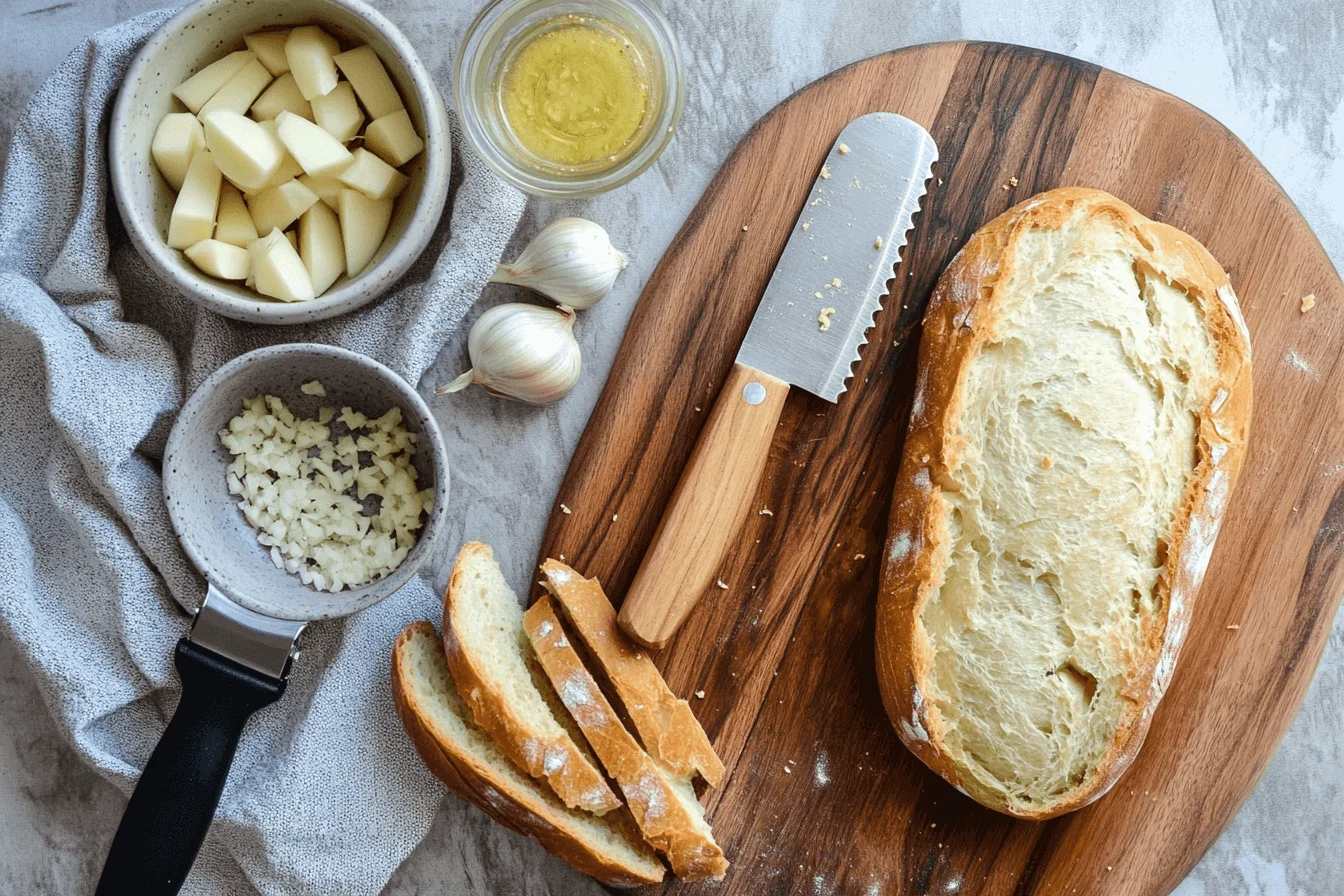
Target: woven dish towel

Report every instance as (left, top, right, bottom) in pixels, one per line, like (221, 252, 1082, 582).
(0, 10, 525, 895)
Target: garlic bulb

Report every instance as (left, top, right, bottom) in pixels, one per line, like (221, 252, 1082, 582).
(436, 304, 581, 405)
(490, 217, 628, 311)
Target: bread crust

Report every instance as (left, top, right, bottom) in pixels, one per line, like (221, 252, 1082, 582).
(524, 597, 728, 881)
(444, 542, 620, 814)
(391, 622, 664, 888)
(875, 187, 1253, 819)
(539, 560, 726, 789)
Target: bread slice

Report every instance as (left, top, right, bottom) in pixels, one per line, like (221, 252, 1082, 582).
(444, 543, 620, 814)
(876, 187, 1252, 819)
(539, 560, 726, 789)
(524, 596, 728, 881)
(391, 622, 665, 888)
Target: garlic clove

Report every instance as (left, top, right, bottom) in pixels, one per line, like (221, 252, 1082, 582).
(435, 303, 582, 405)
(490, 217, 628, 311)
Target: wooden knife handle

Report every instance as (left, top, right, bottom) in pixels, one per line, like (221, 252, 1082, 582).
(618, 363, 790, 648)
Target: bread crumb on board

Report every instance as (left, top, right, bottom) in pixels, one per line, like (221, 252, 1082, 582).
(1301, 293, 1317, 312)
(874, 236, 883, 249)
(715, 578, 729, 590)
(837, 142, 850, 154)
(830, 277, 843, 288)
(1227, 623, 1241, 630)
(801, 221, 810, 231)
(560, 503, 571, 514)
(695, 689, 705, 699)
(818, 307, 837, 331)
(759, 508, 774, 516)
(819, 164, 831, 180)
(1009, 176, 1019, 187)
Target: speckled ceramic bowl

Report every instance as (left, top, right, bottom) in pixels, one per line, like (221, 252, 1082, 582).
(163, 344, 449, 621)
(110, 0, 451, 325)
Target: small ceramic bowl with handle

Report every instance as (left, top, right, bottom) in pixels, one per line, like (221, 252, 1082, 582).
(96, 343, 449, 892)
(109, 0, 451, 325)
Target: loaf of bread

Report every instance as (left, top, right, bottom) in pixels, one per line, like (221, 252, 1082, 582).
(876, 187, 1252, 819)
(391, 622, 665, 888)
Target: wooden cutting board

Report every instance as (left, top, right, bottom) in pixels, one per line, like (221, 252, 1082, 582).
(535, 42, 1344, 895)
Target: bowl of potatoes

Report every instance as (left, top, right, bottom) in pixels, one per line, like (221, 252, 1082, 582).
(110, 0, 450, 324)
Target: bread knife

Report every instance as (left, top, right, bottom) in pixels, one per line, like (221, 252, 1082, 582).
(618, 112, 938, 648)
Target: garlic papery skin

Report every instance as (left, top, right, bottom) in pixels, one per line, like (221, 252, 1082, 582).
(436, 304, 582, 405)
(490, 217, 628, 311)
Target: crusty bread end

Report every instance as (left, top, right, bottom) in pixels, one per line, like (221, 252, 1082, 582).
(539, 559, 726, 789)
(444, 543, 620, 814)
(391, 622, 664, 888)
(525, 596, 728, 881)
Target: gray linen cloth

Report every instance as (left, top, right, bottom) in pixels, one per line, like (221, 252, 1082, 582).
(0, 10, 525, 895)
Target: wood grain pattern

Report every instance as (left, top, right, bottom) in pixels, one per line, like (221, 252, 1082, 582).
(535, 42, 1344, 895)
(621, 364, 791, 648)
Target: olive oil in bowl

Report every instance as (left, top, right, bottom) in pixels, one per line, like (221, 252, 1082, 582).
(455, 0, 684, 197)
(500, 16, 650, 168)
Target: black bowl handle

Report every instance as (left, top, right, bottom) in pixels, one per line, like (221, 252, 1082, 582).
(96, 638, 287, 895)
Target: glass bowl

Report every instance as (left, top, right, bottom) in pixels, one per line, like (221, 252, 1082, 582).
(455, 0, 684, 198)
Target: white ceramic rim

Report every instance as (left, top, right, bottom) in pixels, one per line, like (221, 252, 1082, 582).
(110, 0, 452, 325)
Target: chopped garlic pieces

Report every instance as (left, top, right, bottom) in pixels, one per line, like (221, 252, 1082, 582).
(220, 393, 433, 592)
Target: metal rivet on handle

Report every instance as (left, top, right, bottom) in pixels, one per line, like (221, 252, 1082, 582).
(743, 382, 767, 405)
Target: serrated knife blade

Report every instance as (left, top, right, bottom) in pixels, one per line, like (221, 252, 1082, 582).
(617, 113, 938, 650)
(736, 112, 938, 402)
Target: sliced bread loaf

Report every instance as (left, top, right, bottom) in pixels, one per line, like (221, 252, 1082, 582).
(876, 187, 1252, 819)
(444, 543, 620, 814)
(524, 596, 728, 881)
(539, 560, 725, 789)
(391, 622, 664, 888)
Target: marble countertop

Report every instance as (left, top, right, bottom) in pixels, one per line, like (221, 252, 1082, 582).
(1, 0, 1340, 893)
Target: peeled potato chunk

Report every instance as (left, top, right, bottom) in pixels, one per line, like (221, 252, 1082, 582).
(251, 72, 312, 121)
(299, 174, 343, 210)
(337, 147, 408, 201)
(185, 239, 250, 280)
(168, 150, 222, 249)
(275, 110, 354, 176)
(198, 58, 272, 119)
(250, 228, 315, 302)
(363, 109, 424, 167)
(299, 200, 345, 296)
(151, 112, 206, 191)
(172, 50, 254, 113)
(333, 46, 403, 119)
(248, 178, 319, 234)
(250, 120, 306, 192)
(202, 110, 283, 192)
(337, 188, 392, 278)
(215, 183, 259, 247)
(311, 82, 364, 143)
(244, 30, 291, 76)
(285, 26, 340, 101)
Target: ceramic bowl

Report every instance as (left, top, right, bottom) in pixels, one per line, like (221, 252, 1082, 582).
(163, 344, 450, 622)
(110, 0, 451, 325)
